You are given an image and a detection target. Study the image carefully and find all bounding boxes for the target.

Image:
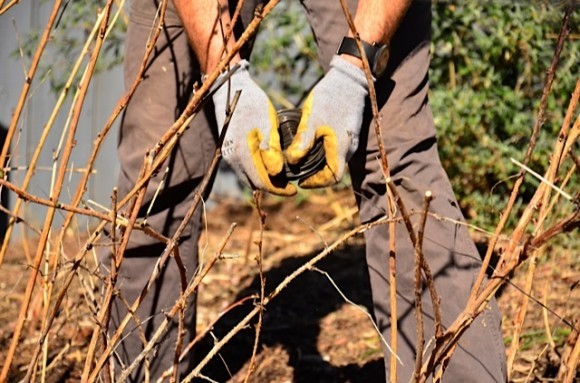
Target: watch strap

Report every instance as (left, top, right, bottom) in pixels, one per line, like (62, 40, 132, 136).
(337, 37, 378, 68)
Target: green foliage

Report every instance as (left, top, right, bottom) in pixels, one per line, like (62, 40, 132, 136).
(251, 1, 323, 108)
(430, 1, 578, 229)
(16, 0, 126, 93)
(252, 2, 579, 229)
(504, 327, 572, 351)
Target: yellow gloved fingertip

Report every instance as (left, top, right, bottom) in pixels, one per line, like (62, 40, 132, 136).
(285, 143, 309, 165)
(286, 94, 315, 165)
(266, 182, 297, 197)
(252, 151, 296, 196)
(247, 128, 295, 196)
(298, 165, 339, 189)
(247, 128, 282, 176)
(262, 148, 285, 175)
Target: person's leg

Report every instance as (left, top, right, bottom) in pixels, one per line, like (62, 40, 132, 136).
(105, 0, 214, 380)
(107, 0, 264, 380)
(301, 1, 507, 381)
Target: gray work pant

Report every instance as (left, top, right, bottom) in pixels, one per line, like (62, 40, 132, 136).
(107, 0, 507, 381)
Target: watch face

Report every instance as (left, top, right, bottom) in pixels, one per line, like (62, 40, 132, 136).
(373, 45, 390, 78)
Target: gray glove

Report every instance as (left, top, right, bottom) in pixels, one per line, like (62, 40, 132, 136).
(286, 55, 368, 188)
(212, 60, 296, 196)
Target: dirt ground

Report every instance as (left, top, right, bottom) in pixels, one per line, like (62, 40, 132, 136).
(0, 188, 578, 382)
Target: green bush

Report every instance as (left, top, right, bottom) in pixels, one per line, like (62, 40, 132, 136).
(253, 2, 578, 229)
(16, 1, 126, 93)
(429, 2, 578, 229)
(251, 1, 322, 107)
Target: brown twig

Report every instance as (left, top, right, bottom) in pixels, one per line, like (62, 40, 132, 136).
(387, 218, 399, 380)
(117, 224, 237, 382)
(386, 179, 443, 339)
(87, 97, 238, 380)
(56, 20, 243, 379)
(170, 246, 188, 383)
(181, 215, 394, 383)
(157, 296, 257, 382)
(0, 178, 167, 242)
(529, 210, 580, 249)
(0, 0, 64, 266)
(0, 5, 118, 265)
(243, 191, 266, 383)
(101, 188, 119, 383)
(337, 3, 403, 380)
(2, 11, 170, 348)
(413, 191, 433, 382)
(421, 20, 578, 373)
(427, 6, 578, 379)
(469, 0, 574, 305)
(507, 80, 579, 372)
(563, 336, 579, 383)
(0, 0, 20, 15)
(30, 12, 167, 352)
(421, 94, 579, 381)
(556, 319, 579, 382)
(219, 0, 245, 60)
(55, 0, 169, 245)
(82, 159, 150, 382)
(1, 2, 115, 379)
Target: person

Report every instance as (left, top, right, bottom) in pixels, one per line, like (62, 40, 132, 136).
(107, 0, 507, 381)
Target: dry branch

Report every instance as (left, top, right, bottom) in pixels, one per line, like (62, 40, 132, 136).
(55, 0, 168, 240)
(556, 319, 579, 383)
(0, 0, 64, 266)
(0, 5, 109, 264)
(0, 1, 577, 382)
(181, 216, 394, 383)
(413, 191, 433, 381)
(0, 2, 115, 379)
(338, 4, 402, 378)
(116, 223, 237, 382)
(469, 0, 575, 305)
(243, 191, 266, 383)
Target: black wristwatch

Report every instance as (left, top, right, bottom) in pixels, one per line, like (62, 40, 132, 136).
(337, 36, 390, 78)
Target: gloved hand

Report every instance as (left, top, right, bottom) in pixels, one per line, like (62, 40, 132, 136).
(212, 60, 296, 196)
(285, 55, 368, 188)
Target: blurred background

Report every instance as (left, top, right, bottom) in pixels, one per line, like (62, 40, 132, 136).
(0, 0, 577, 233)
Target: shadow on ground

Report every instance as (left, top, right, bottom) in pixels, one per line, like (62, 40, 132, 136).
(196, 242, 387, 382)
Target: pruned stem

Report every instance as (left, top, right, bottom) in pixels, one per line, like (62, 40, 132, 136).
(243, 191, 266, 383)
(414, 191, 433, 382)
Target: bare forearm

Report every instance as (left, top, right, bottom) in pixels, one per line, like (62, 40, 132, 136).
(351, 0, 412, 43)
(342, 0, 412, 68)
(172, 0, 240, 73)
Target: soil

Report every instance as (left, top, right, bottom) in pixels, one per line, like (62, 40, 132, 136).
(0, 188, 578, 382)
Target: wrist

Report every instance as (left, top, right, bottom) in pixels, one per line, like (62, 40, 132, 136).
(339, 53, 364, 70)
(204, 54, 242, 78)
(336, 36, 389, 78)
(207, 60, 251, 112)
(330, 55, 369, 91)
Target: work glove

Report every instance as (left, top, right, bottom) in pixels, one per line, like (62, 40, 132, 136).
(212, 60, 296, 196)
(286, 55, 369, 188)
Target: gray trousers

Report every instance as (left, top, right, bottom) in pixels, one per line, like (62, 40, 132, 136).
(108, 0, 507, 381)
